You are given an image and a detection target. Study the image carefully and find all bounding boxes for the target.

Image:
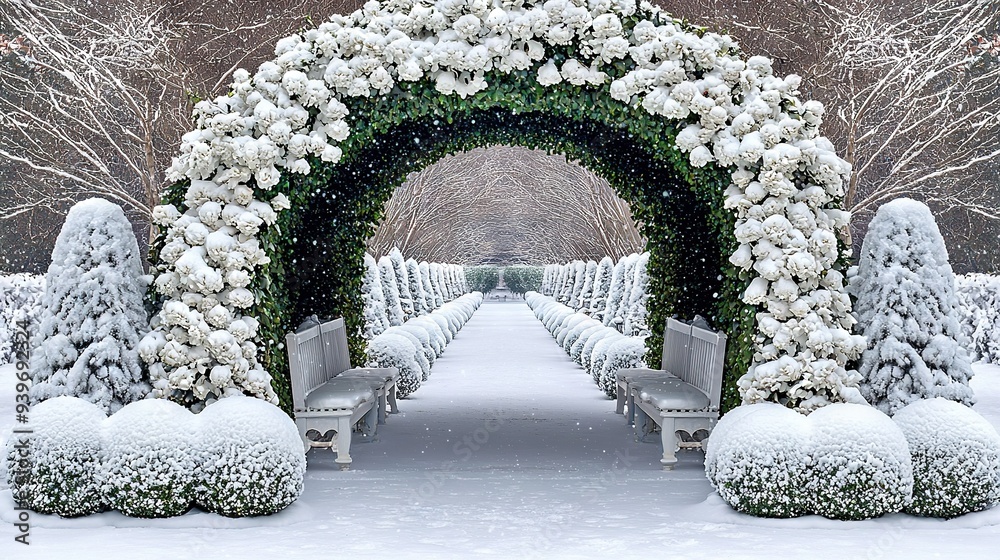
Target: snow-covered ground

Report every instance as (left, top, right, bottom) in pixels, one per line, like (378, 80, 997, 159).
(2, 301, 999, 558)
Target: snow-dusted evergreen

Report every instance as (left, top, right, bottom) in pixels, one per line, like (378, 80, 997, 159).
(0, 273, 44, 366)
(588, 256, 615, 319)
(852, 198, 975, 416)
(361, 253, 390, 338)
(623, 253, 651, 336)
(707, 402, 913, 520)
(5, 396, 107, 517)
(418, 261, 438, 312)
(30, 199, 150, 414)
(378, 256, 406, 327)
(574, 260, 598, 311)
(893, 398, 1000, 518)
(405, 258, 429, 317)
(388, 248, 415, 320)
(197, 396, 306, 516)
(955, 273, 1000, 364)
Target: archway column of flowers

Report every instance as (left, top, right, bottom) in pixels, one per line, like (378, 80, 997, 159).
(140, 0, 866, 414)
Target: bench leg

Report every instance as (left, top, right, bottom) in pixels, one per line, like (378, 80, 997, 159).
(359, 404, 378, 442)
(387, 384, 399, 414)
(377, 388, 388, 425)
(615, 381, 627, 416)
(634, 406, 653, 442)
(298, 423, 312, 454)
(659, 417, 678, 470)
(334, 415, 353, 469)
(628, 390, 639, 427)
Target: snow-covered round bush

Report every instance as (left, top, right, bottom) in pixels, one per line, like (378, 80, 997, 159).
(806, 403, 913, 520)
(196, 396, 305, 517)
(570, 324, 607, 364)
(561, 316, 601, 352)
(706, 404, 810, 518)
(852, 198, 974, 415)
(6, 396, 107, 517)
(597, 336, 648, 398)
(893, 398, 1000, 518)
(30, 199, 150, 413)
(386, 327, 431, 381)
(398, 323, 437, 365)
(102, 399, 198, 518)
(368, 332, 423, 398)
(581, 328, 620, 373)
(410, 317, 447, 357)
(588, 332, 626, 384)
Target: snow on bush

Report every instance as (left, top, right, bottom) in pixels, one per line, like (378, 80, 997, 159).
(387, 327, 431, 381)
(709, 403, 913, 520)
(705, 404, 810, 518)
(597, 337, 648, 398)
(6, 396, 107, 517)
(955, 273, 1000, 364)
(601, 255, 635, 329)
(378, 256, 406, 327)
(893, 398, 1000, 518)
(418, 261, 439, 312)
(589, 332, 626, 386)
(588, 257, 615, 320)
(196, 396, 305, 517)
(563, 317, 602, 354)
(851, 198, 974, 416)
(623, 253, 651, 336)
(573, 260, 598, 310)
(806, 403, 913, 520)
(0, 273, 44, 366)
(362, 253, 390, 339)
(388, 248, 415, 320)
(398, 323, 436, 366)
(102, 399, 198, 518)
(30, 199, 150, 414)
(570, 324, 607, 365)
(405, 258, 429, 317)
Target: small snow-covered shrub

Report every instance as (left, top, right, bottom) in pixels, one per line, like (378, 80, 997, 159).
(852, 198, 974, 415)
(570, 325, 607, 364)
(588, 333, 625, 384)
(196, 396, 305, 517)
(560, 315, 599, 351)
(102, 399, 197, 518)
(597, 337, 648, 398)
(893, 398, 1000, 518)
(411, 317, 446, 357)
(386, 327, 431, 381)
(368, 332, 423, 398)
(955, 274, 1000, 364)
(30, 199, 150, 413)
(0, 273, 45, 366)
(806, 403, 913, 520)
(428, 313, 453, 343)
(706, 404, 810, 518)
(398, 323, 436, 365)
(581, 328, 619, 373)
(6, 397, 107, 517)
(405, 258, 429, 317)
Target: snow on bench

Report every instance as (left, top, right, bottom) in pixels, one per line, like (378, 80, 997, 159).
(619, 317, 726, 469)
(286, 317, 399, 469)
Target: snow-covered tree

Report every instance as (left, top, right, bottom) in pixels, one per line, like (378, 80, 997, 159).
(405, 258, 428, 316)
(427, 262, 445, 307)
(388, 248, 414, 319)
(418, 261, 438, 311)
(378, 256, 406, 327)
(361, 253, 390, 339)
(852, 198, 975, 415)
(622, 253, 650, 336)
(588, 256, 615, 319)
(577, 260, 599, 311)
(604, 254, 639, 329)
(29, 199, 149, 413)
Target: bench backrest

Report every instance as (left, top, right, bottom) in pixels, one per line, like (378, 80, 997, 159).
(286, 323, 329, 411)
(681, 325, 727, 412)
(662, 318, 692, 374)
(320, 318, 353, 375)
(286, 317, 355, 410)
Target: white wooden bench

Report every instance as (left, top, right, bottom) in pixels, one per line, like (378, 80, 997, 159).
(286, 318, 399, 469)
(614, 317, 690, 422)
(626, 318, 726, 469)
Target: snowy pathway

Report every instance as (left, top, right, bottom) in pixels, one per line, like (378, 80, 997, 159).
(2, 302, 1000, 559)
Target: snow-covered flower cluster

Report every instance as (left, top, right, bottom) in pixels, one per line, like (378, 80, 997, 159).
(706, 402, 914, 520)
(0, 273, 44, 366)
(850, 198, 975, 416)
(366, 291, 483, 398)
(362, 248, 468, 340)
(5, 395, 304, 518)
(526, 291, 647, 398)
(147, 0, 862, 412)
(29, 199, 150, 414)
(893, 398, 1000, 518)
(955, 273, 1000, 364)
(541, 253, 649, 337)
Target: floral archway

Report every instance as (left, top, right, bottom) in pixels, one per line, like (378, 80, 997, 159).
(140, 0, 866, 415)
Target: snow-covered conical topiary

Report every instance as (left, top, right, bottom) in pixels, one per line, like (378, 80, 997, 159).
(852, 198, 975, 416)
(406, 258, 429, 317)
(388, 248, 415, 319)
(29, 198, 150, 414)
(622, 253, 650, 336)
(588, 256, 615, 320)
(5, 396, 107, 517)
(574, 260, 598, 311)
(362, 253, 390, 338)
(378, 256, 406, 327)
(418, 261, 438, 312)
